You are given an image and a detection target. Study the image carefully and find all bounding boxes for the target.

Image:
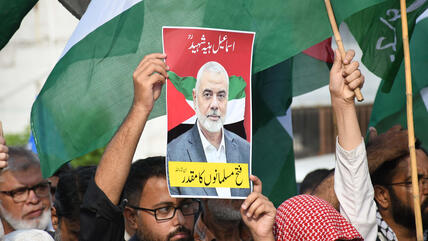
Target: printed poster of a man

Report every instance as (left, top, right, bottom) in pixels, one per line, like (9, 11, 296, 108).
(163, 27, 255, 199)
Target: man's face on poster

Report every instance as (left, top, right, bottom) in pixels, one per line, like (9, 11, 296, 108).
(193, 69, 228, 133)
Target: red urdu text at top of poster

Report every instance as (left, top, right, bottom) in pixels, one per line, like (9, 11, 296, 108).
(164, 28, 254, 141)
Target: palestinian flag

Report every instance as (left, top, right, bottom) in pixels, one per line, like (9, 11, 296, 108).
(346, 0, 428, 92)
(0, 0, 38, 50)
(369, 10, 428, 151)
(167, 72, 249, 142)
(30, 0, 388, 205)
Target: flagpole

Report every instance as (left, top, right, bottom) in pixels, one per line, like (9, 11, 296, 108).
(0, 121, 3, 137)
(400, 0, 424, 239)
(324, 0, 364, 102)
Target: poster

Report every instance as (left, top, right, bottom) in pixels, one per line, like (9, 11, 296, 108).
(163, 26, 255, 199)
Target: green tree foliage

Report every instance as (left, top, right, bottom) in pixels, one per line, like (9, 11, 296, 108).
(4, 127, 103, 168)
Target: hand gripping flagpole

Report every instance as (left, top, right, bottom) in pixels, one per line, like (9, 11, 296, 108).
(324, 0, 364, 102)
(400, 0, 424, 239)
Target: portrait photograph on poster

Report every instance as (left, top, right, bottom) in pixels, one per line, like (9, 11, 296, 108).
(163, 26, 255, 199)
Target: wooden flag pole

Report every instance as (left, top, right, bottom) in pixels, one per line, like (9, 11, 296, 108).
(400, 0, 424, 239)
(324, 0, 364, 102)
(0, 121, 3, 137)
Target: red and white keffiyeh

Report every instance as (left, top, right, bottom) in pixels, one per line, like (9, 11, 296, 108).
(274, 195, 363, 241)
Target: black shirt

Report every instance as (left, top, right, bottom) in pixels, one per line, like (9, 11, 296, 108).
(79, 179, 125, 241)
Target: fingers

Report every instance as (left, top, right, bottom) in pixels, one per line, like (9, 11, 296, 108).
(251, 175, 262, 193)
(0, 137, 8, 169)
(343, 62, 359, 77)
(347, 75, 364, 90)
(241, 192, 275, 219)
(136, 53, 167, 69)
(342, 49, 355, 65)
(133, 58, 169, 81)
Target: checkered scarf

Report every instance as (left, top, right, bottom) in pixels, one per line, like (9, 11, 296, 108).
(274, 195, 363, 241)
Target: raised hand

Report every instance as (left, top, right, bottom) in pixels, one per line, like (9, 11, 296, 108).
(329, 49, 364, 107)
(132, 53, 169, 113)
(241, 175, 276, 241)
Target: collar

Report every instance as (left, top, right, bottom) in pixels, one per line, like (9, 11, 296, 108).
(197, 121, 225, 151)
(376, 207, 398, 241)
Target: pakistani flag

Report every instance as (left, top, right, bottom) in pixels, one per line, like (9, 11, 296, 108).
(31, 0, 388, 204)
(369, 11, 428, 151)
(346, 0, 428, 92)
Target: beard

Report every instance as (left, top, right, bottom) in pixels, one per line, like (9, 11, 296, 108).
(389, 188, 428, 229)
(195, 101, 225, 133)
(205, 199, 242, 223)
(136, 225, 193, 241)
(0, 205, 51, 231)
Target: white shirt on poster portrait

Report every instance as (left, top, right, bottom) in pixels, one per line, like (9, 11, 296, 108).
(197, 122, 231, 198)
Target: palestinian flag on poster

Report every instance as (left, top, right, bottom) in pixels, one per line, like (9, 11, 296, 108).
(369, 11, 428, 151)
(31, 0, 388, 204)
(0, 0, 38, 50)
(346, 0, 428, 92)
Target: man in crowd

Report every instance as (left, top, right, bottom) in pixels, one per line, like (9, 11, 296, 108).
(368, 126, 428, 241)
(80, 53, 276, 241)
(0, 146, 52, 236)
(52, 166, 96, 241)
(299, 168, 332, 194)
(167, 61, 250, 198)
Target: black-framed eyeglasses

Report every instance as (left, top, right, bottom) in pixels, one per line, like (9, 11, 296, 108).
(384, 177, 428, 188)
(0, 181, 51, 203)
(126, 199, 201, 221)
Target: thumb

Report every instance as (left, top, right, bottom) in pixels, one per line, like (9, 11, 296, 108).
(251, 175, 262, 193)
(331, 49, 342, 73)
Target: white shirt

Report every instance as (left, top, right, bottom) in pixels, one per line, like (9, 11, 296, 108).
(197, 122, 231, 198)
(335, 138, 377, 241)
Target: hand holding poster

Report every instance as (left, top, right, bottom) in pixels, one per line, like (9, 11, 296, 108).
(164, 27, 255, 199)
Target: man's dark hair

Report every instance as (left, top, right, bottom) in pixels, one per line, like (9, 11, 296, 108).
(299, 169, 332, 194)
(370, 156, 405, 186)
(54, 166, 96, 222)
(371, 141, 423, 186)
(123, 156, 166, 206)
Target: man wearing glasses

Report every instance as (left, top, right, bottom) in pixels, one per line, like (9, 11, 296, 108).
(122, 157, 198, 241)
(0, 147, 52, 236)
(368, 126, 428, 241)
(80, 53, 276, 241)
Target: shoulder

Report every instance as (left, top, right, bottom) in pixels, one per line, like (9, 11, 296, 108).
(224, 129, 249, 150)
(169, 127, 194, 148)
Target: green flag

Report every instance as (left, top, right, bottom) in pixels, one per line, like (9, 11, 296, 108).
(346, 0, 428, 92)
(369, 15, 428, 151)
(31, 0, 387, 179)
(253, 58, 296, 205)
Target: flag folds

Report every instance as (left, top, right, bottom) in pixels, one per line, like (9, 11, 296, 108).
(31, 0, 387, 192)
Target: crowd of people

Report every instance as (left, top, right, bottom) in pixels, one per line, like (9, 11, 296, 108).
(0, 49, 426, 241)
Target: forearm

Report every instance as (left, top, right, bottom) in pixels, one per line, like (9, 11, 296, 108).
(333, 101, 362, 151)
(95, 104, 150, 205)
(335, 139, 377, 240)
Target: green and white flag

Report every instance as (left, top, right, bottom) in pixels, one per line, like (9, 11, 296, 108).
(0, 0, 38, 50)
(346, 0, 428, 92)
(31, 0, 388, 207)
(369, 11, 428, 151)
